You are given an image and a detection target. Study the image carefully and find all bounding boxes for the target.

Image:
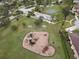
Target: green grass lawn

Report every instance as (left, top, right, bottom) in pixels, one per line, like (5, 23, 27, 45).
(0, 4, 74, 59)
(0, 16, 68, 59)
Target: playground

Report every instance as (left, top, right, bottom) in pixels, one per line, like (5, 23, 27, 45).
(23, 32, 55, 56)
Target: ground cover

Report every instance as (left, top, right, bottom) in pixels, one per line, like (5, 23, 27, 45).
(0, 16, 67, 59)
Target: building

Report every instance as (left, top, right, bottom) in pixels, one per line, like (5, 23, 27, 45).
(0, 0, 15, 3)
(69, 33, 79, 59)
(72, 0, 79, 14)
(73, 0, 79, 3)
(18, 7, 52, 21)
(72, 5, 79, 14)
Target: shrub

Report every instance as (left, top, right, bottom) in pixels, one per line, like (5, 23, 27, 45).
(22, 22, 27, 28)
(27, 11, 35, 18)
(11, 25, 18, 31)
(34, 19, 43, 27)
(27, 13, 31, 18)
(16, 17, 19, 21)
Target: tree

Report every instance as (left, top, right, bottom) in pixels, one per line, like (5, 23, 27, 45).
(0, 3, 10, 17)
(35, 5, 42, 12)
(12, 0, 18, 9)
(22, 0, 34, 6)
(34, 16, 43, 27)
(62, 6, 70, 20)
(0, 17, 10, 27)
(3, 3, 10, 17)
(36, 0, 42, 5)
(22, 0, 27, 6)
(11, 25, 18, 31)
(27, 11, 31, 18)
(59, 6, 70, 30)
(46, 0, 52, 5)
(16, 10, 23, 15)
(27, 11, 35, 17)
(22, 22, 27, 28)
(63, 0, 73, 7)
(0, 5, 5, 16)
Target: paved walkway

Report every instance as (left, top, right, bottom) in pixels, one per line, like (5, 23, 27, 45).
(65, 26, 77, 33)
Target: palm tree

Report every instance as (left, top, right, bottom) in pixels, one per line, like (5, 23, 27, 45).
(60, 6, 70, 30)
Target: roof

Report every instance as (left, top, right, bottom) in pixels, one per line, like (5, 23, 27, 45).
(74, 0, 79, 3)
(73, 5, 79, 14)
(18, 7, 35, 14)
(65, 26, 77, 33)
(69, 33, 79, 56)
(74, 20, 79, 28)
(0, 2, 4, 5)
(9, 16, 16, 20)
(34, 12, 52, 21)
(18, 7, 52, 21)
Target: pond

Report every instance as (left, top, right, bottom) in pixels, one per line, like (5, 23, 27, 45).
(46, 9, 57, 14)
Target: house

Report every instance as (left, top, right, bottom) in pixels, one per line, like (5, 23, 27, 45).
(72, 4, 79, 14)
(18, 7, 52, 21)
(69, 33, 79, 59)
(72, 0, 79, 14)
(0, 0, 15, 3)
(65, 26, 77, 33)
(18, 7, 35, 16)
(73, 0, 79, 3)
(65, 16, 79, 33)
(0, 2, 4, 5)
(66, 14, 79, 59)
(9, 16, 17, 21)
(34, 12, 52, 21)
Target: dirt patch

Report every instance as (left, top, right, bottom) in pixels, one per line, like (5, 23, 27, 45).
(23, 32, 55, 56)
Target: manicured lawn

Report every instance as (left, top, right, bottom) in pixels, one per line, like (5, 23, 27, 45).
(0, 4, 74, 59)
(0, 16, 67, 59)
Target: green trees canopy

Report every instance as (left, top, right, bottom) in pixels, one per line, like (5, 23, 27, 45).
(63, 0, 73, 7)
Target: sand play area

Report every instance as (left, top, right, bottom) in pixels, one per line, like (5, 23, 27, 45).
(23, 32, 55, 56)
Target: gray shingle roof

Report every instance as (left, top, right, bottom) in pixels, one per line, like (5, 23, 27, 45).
(74, 0, 79, 3)
(70, 33, 79, 56)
